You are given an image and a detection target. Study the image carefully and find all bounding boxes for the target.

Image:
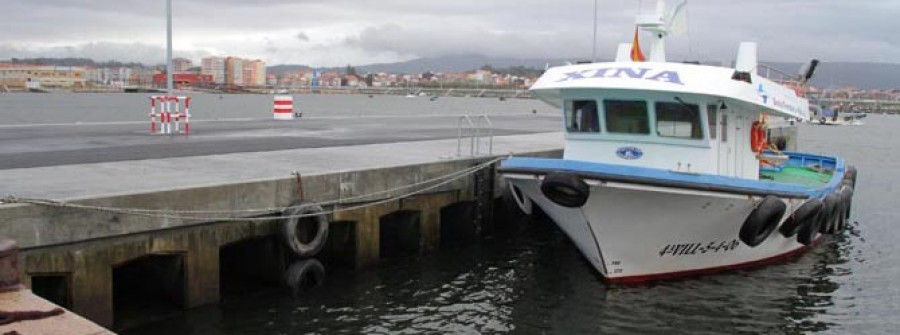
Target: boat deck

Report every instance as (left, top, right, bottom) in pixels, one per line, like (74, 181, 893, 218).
(760, 165, 833, 188)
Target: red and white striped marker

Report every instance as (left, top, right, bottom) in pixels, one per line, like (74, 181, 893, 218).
(172, 96, 181, 133)
(273, 95, 294, 120)
(183, 97, 191, 134)
(149, 97, 157, 133)
(162, 96, 171, 134)
(149, 95, 191, 134)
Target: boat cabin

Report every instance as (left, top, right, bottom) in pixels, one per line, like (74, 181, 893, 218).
(532, 38, 810, 182)
(559, 89, 760, 180)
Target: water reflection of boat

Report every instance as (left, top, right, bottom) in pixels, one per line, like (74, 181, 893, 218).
(499, 0, 858, 283)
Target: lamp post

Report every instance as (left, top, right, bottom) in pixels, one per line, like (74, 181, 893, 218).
(592, 0, 598, 62)
(166, 0, 173, 93)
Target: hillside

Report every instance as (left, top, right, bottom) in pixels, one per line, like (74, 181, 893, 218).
(268, 56, 900, 90)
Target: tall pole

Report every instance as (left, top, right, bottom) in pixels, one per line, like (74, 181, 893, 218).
(166, 0, 173, 93)
(592, 0, 597, 62)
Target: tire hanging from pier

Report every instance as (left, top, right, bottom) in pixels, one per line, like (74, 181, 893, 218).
(283, 258, 325, 296)
(280, 201, 329, 258)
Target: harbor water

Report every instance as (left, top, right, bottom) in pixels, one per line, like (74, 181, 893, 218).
(0, 94, 895, 334)
(125, 113, 894, 334)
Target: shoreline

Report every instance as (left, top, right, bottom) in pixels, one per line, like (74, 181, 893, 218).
(4, 86, 536, 98)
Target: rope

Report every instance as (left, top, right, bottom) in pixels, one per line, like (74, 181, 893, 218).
(2, 158, 502, 222)
(4, 158, 496, 215)
(0, 308, 64, 326)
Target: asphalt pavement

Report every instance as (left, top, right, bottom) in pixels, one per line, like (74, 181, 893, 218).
(0, 114, 560, 170)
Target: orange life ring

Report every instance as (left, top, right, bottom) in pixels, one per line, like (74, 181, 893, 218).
(751, 121, 768, 153)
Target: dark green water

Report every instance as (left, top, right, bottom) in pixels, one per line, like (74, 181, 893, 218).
(122, 114, 894, 335)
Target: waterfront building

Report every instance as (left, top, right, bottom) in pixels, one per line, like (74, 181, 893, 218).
(247, 59, 266, 86)
(173, 58, 193, 73)
(152, 73, 213, 88)
(0, 64, 86, 89)
(225, 57, 243, 86)
(201, 56, 226, 84)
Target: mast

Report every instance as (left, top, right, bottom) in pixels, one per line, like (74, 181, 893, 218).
(635, 0, 669, 62)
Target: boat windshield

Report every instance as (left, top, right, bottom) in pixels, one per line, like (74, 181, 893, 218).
(565, 100, 600, 133)
(604, 100, 650, 135)
(655, 102, 703, 139)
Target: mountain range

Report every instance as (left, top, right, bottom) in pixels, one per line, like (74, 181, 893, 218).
(268, 55, 900, 90)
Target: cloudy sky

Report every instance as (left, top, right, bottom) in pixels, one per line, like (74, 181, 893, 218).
(1, 0, 897, 66)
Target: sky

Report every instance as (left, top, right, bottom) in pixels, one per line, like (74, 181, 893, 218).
(1, 0, 898, 67)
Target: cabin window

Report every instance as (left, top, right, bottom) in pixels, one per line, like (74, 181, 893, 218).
(707, 104, 718, 139)
(564, 100, 600, 133)
(604, 100, 649, 135)
(655, 102, 703, 139)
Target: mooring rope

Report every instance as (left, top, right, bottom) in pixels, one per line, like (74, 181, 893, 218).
(1, 157, 502, 222)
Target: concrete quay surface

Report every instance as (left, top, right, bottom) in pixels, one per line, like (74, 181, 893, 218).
(0, 131, 563, 248)
(0, 114, 559, 170)
(0, 289, 113, 335)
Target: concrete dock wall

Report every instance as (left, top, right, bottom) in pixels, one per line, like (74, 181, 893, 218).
(2, 147, 562, 328)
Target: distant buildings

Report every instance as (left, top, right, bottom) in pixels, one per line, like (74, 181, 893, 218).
(0, 64, 87, 89)
(201, 57, 225, 84)
(151, 73, 214, 89)
(172, 57, 193, 72)
(225, 57, 243, 86)
(202, 56, 265, 87)
(86, 67, 133, 87)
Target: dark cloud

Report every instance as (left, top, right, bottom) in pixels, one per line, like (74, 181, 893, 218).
(1, 0, 897, 65)
(0, 42, 208, 65)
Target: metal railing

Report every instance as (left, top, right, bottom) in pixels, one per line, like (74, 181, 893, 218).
(756, 64, 804, 90)
(457, 115, 494, 157)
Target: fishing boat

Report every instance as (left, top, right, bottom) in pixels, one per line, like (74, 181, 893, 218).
(810, 104, 867, 125)
(499, 0, 858, 283)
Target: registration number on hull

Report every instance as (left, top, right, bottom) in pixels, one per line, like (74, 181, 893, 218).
(658, 239, 740, 257)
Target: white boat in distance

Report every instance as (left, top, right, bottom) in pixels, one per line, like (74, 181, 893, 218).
(810, 104, 867, 125)
(499, 0, 858, 283)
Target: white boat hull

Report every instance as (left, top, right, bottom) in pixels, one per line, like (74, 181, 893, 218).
(505, 175, 815, 283)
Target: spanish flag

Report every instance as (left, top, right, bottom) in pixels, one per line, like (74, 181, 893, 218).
(630, 27, 646, 62)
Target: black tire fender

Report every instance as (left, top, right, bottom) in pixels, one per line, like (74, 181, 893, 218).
(820, 193, 840, 234)
(837, 185, 854, 230)
(844, 164, 858, 188)
(797, 209, 823, 246)
(739, 195, 787, 247)
(540, 172, 590, 208)
(841, 184, 854, 221)
(284, 258, 325, 296)
(779, 198, 823, 238)
(280, 201, 329, 258)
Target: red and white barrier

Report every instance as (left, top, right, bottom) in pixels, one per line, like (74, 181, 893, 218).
(150, 95, 191, 134)
(273, 95, 295, 120)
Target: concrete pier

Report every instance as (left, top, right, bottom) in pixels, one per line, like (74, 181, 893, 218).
(0, 132, 562, 329)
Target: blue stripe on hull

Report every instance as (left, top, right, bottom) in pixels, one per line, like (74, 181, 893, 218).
(500, 152, 845, 199)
